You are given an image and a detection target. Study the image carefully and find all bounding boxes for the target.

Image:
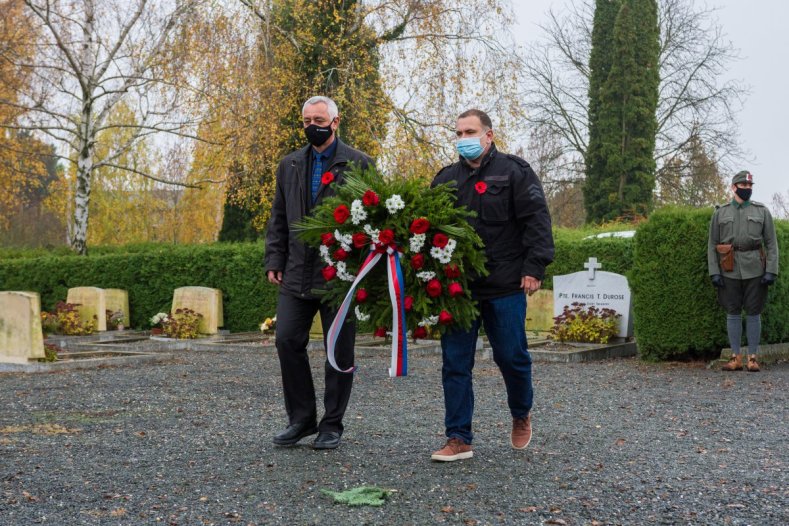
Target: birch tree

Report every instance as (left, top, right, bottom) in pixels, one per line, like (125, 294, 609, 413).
(1, 0, 207, 254)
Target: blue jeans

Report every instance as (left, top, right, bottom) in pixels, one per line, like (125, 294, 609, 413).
(440, 292, 533, 444)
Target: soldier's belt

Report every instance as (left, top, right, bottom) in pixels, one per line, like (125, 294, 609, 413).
(733, 243, 762, 251)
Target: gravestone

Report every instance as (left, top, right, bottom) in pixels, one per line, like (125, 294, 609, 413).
(67, 286, 106, 331)
(0, 291, 46, 363)
(526, 289, 554, 333)
(172, 287, 223, 334)
(104, 289, 130, 326)
(553, 257, 633, 338)
(310, 313, 323, 339)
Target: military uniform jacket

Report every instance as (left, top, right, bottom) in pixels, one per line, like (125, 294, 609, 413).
(707, 199, 780, 280)
(265, 139, 373, 298)
(432, 144, 555, 300)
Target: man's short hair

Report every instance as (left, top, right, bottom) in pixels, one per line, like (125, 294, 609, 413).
(303, 96, 339, 120)
(458, 109, 493, 129)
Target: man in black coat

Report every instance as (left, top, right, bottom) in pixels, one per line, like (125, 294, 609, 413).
(430, 109, 554, 461)
(265, 96, 373, 450)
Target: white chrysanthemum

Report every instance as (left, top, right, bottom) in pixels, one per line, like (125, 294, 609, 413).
(336, 261, 356, 282)
(354, 305, 370, 322)
(418, 315, 439, 327)
(430, 238, 457, 264)
(363, 224, 380, 241)
(416, 271, 436, 282)
(409, 233, 426, 253)
(385, 194, 405, 214)
(334, 230, 353, 252)
(319, 244, 334, 265)
(350, 199, 367, 225)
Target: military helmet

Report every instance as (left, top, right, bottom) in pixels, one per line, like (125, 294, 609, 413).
(732, 170, 754, 185)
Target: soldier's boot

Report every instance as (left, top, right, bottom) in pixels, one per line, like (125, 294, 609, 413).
(721, 354, 743, 371)
(746, 355, 760, 372)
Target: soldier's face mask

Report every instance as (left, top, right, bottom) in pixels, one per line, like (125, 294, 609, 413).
(734, 186, 752, 202)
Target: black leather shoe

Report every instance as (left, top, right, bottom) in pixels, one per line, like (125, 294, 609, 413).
(272, 422, 318, 446)
(312, 431, 341, 450)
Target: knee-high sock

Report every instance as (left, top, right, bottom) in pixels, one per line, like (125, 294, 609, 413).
(746, 314, 761, 355)
(727, 314, 742, 355)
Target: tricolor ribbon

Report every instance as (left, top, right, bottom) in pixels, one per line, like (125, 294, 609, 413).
(326, 245, 408, 377)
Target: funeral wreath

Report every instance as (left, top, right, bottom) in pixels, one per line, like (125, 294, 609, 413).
(294, 164, 487, 339)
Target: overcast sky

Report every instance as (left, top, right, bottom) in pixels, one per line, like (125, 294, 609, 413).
(512, 1, 789, 210)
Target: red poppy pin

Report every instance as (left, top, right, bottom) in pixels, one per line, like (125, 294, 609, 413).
(321, 171, 335, 185)
(475, 181, 487, 194)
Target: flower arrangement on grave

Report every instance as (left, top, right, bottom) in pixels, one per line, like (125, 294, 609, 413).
(294, 164, 487, 376)
(40, 302, 97, 336)
(161, 308, 203, 339)
(260, 316, 277, 333)
(550, 302, 621, 344)
(149, 312, 169, 335)
(107, 310, 125, 330)
(41, 343, 60, 362)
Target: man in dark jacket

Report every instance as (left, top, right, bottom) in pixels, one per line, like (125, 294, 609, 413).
(430, 109, 554, 461)
(265, 96, 373, 450)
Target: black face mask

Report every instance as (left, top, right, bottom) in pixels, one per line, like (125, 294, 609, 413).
(304, 124, 333, 147)
(735, 187, 752, 202)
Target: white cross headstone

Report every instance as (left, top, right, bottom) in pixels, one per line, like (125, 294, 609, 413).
(553, 258, 633, 338)
(584, 257, 602, 280)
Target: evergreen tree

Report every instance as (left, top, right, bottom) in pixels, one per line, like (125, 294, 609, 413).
(587, 0, 620, 144)
(584, 0, 660, 222)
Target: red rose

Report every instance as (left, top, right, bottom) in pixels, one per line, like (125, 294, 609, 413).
(333, 205, 350, 224)
(362, 190, 380, 207)
(433, 233, 449, 248)
(333, 248, 348, 261)
(352, 232, 367, 249)
(426, 279, 442, 298)
(475, 181, 487, 194)
(321, 171, 335, 185)
(410, 253, 425, 270)
(438, 310, 453, 325)
(378, 229, 395, 245)
(444, 264, 461, 278)
(404, 296, 413, 312)
(409, 218, 430, 234)
(374, 327, 387, 338)
(356, 288, 368, 303)
(448, 282, 464, 298)
(322, 266, 337, 281)
(413, 326, 428, 339)
(321, 232, 336, 246)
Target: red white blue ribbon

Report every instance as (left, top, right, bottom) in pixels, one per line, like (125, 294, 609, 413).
(326, 246, 408, 377)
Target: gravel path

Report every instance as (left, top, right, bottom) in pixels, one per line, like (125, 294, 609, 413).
(1, 346, 786, 525)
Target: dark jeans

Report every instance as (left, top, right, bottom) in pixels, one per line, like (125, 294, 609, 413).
(440, 292, 533, 444)
(274, 293, 355, 434)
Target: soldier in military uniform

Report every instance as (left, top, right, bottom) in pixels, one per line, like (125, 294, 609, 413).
(708, 170, 779, 372)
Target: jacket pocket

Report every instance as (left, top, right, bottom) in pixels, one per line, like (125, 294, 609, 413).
(717, 217, 734, 241)
(747, 215, 764, 238)
(481, 180, 510, 223)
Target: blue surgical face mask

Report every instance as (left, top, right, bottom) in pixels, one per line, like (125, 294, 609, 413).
(456, 136, 485, 160)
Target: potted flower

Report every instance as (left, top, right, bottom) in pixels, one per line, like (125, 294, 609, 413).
(108, 310, 125, 331)
(149, 312, 169, 335)
(260, 315, 277, 333)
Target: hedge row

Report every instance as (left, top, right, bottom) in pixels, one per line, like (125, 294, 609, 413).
(545, 231, 633, 289)
(631, 207, 789, 360)
(0, 243, 278, 332)
(2, 210, 786, 359)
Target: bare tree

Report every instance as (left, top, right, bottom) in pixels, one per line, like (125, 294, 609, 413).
(0, 0, 211, 254)
(771, 191, 789, 219)
(520, 0, 747, 182)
